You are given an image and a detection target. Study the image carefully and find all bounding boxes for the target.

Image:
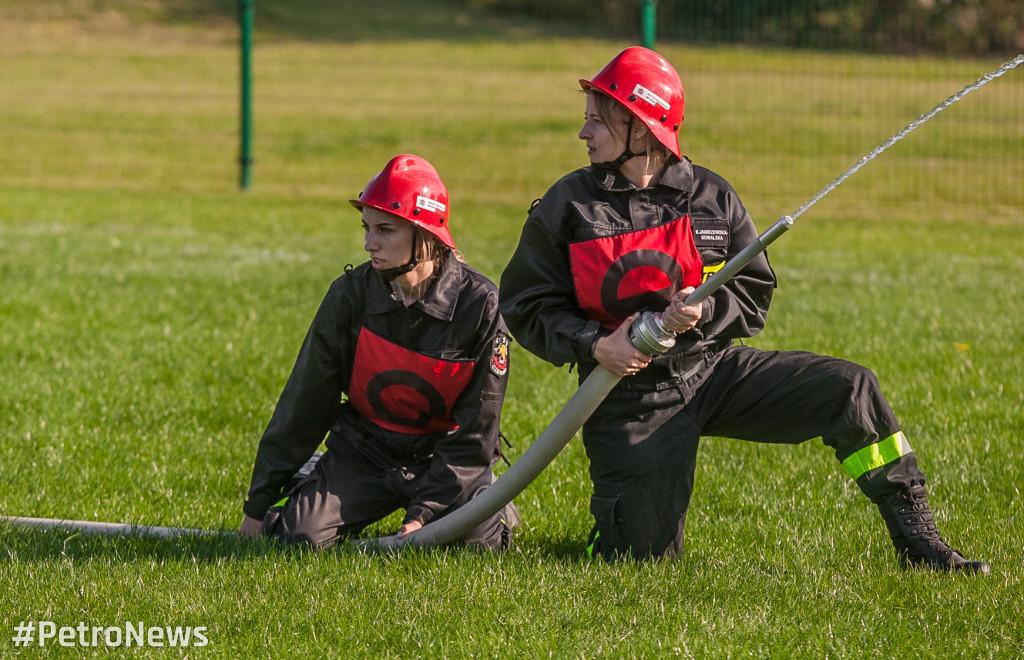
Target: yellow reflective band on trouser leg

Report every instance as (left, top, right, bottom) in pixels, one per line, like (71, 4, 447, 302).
(841, 431, 913, 480)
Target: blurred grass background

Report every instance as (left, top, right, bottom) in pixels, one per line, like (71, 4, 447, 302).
(1, 1, 1022, 657)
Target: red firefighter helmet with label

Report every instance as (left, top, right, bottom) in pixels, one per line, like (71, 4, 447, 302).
(580, 47, 684, 159)
(350, 154, 455, 249)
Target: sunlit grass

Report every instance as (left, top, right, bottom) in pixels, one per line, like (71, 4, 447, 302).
(1, 2, 1022, 657)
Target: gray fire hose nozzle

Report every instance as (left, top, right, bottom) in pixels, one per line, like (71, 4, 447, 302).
(629, 214, 793, 356)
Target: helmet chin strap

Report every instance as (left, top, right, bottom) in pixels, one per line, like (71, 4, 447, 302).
(594, 115, 648, 170)
(377, 231, 421, 283)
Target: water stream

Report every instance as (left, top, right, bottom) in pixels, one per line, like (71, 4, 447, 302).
(789, 53, 1024, 221)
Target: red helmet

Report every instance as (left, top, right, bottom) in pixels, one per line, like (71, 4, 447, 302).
(349, 154, 455, 249)
(580, 47, 684, 159)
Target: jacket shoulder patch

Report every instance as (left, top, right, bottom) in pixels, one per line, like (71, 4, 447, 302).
(490, 334, 510, 377)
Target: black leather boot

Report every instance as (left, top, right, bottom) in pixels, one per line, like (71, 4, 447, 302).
(877, 485, 990, 574)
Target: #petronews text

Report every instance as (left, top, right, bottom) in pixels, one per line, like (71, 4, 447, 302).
(12, 620, 209, 648)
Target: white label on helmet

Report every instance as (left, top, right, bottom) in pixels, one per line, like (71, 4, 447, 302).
(416, 195, 446, 214)
(632, 83, 670, 111)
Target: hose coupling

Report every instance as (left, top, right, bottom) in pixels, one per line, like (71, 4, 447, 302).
(629, 311, 676, 357)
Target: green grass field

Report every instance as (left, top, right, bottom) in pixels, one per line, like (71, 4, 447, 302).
(1, 1, 1022, 657)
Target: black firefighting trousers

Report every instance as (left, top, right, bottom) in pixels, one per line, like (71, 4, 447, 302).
(582, 344, 926, 560)
(261, 434, 513, 551)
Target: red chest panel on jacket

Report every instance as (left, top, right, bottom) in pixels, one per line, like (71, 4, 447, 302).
(349, 328, 475, 435)
(568, 215, 703, 328)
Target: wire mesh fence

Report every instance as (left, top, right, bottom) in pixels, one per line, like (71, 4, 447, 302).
(1, 6, 1021, 227)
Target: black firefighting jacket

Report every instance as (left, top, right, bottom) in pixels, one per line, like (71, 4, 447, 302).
(244, 251, 510, 525)
(499, 156, 776, 387)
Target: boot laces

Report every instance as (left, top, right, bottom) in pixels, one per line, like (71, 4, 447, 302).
(891, 491, 956, 559)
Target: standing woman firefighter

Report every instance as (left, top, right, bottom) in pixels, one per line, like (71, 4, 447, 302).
(498, 47, 988, 572)
(240, 154, 517, 549)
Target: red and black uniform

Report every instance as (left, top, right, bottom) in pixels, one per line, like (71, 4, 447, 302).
(245, 251, 513, 549)
(500, 157, 925, 560)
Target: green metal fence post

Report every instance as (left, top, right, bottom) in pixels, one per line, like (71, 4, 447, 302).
(640, 0, 658, 49)
(239, 0, 254, 190)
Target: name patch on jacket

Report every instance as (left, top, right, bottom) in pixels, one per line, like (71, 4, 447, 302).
(693, 223, 730, 248)
(349, 328, 475, 435)
(568, 215, 703, 328)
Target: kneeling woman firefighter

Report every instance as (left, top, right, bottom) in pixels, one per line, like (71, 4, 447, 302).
(240, 154, 517, 550)
(499, 47, 987, 572)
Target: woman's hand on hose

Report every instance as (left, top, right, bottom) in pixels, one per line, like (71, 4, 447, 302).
(593, 313, 653, 378)
(661, 287, 702, 334)
(397, 520, 423, 538)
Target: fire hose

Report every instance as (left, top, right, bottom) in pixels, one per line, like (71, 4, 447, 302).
(3, 52, 1019, 546)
